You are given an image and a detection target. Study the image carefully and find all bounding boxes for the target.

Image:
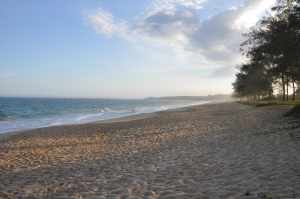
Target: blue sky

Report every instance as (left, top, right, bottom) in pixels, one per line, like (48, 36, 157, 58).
(0, 0, 276, 98)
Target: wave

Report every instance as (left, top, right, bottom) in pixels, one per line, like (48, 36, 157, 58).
(0, 111, 8, 121)
(0, 100, 210, 134)
(75, 112, 105, 122)
(100, 107, 111, 112)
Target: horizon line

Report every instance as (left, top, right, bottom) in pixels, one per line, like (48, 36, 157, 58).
(0, 94, 232, 100)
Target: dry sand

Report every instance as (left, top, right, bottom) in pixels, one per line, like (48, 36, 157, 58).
(0, 102, 299, 199)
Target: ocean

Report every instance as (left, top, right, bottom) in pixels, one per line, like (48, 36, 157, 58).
(0, 97, 209, 134)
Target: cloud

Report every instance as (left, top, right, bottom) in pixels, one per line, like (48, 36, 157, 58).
(87, 0, 276, 77)
(188, 9, 242, 63)
(149, 0, 206, 13)
(234, 0, 277, 29)
(210, 65, 237, 77)
(134, 8, 200, 47)
(88, 8, 129, 38)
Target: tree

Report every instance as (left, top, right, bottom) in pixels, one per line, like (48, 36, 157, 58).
(233, 62, 273, 100)
(234, 0, 300, 101)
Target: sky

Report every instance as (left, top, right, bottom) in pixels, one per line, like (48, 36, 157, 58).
(0, 0, 276, 98)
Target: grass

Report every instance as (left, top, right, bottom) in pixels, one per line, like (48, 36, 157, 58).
(284, 105, 300, 118)
(238, 99, 300, 118)
(239, 99, 300, 107)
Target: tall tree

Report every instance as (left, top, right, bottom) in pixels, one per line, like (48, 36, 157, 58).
(234, 0, 300, 101)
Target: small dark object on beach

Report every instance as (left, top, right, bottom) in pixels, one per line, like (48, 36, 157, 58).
(244, 191, 251, 196)
(284, 105, 300, 118)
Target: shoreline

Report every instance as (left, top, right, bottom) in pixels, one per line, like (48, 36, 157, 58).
(0, 100, 213, 139)
(0, 111, 157, 140)
(1, 102, 299, 198)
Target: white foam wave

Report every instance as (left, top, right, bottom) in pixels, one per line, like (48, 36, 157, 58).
(76, 112, 105, 122)
(0, 100, 210, 134)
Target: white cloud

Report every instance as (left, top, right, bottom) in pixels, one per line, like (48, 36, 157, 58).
(150, 0, 206, 13)
(88, 8, 129, 38)
(87, 0, 276, 77)
(234, 0, 277, 29)
(134, 8, 200, 48)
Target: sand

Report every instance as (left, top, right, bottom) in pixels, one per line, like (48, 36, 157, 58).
(0, 102, 299, 199)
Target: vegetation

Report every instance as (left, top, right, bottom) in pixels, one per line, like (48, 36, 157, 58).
(284, 104, 300, 117)
(233, 0, 300, 102)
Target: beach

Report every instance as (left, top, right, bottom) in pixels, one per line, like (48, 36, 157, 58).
(0, 102, 299, 198)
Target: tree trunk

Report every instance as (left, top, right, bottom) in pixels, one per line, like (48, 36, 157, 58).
(282, 74, 286, 101)
(286, 79, 289, 101)
(297, 81, 300, 98)
(292, 79, 296, 101)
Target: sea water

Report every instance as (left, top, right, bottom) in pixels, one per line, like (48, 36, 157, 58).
(0, 97, 208, 134)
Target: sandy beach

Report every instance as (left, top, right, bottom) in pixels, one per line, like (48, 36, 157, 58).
(0, 102, 299, 199)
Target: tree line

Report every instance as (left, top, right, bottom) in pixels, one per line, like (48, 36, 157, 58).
(233, 0, 300, 101)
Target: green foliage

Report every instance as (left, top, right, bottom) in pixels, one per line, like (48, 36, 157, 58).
(233, 0, 300, 101)
(233, 63, 273, 98)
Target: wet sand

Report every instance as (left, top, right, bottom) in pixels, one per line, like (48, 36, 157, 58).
(0, 102, 300, 198)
